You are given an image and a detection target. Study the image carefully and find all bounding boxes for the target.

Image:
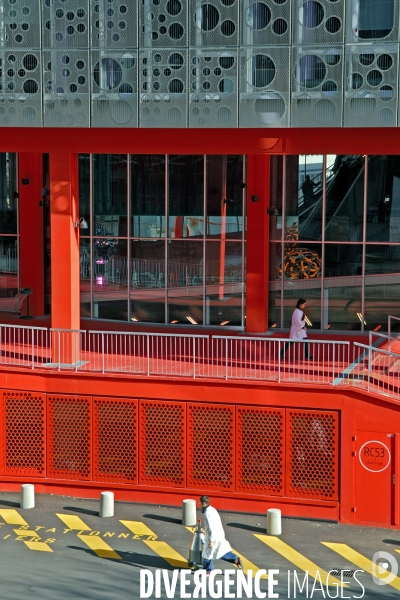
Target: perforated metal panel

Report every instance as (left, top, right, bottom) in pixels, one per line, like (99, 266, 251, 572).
(242, 0, 291, 46)
(291, 45, 343, 127)
(0, 390, 45, 477)
(139, 48, 187, 127)
(236, 406, 284, 495)
(190, 0, 239, 47)
(43, 49, 90, 127)
(93, 397, 137, 484)
(188, 403, 234, 491)
(293, 0, 344, 45)
(286, 409, 339, 500)
(345, 0, 399, 44)
(140, 0, 187, 48)
(91, 0, 137, 49)
(0, 50, 42, 127)
(91, 49, 137, 127)
(42, 0, 89, 49)
(239, 46, 289, 128)
(139, 400, 186, 486)
(189, 48, 238, 127)
(344, 44, 398, 127)
(47, 395, 92, 480)
(1, 0, 41, 48)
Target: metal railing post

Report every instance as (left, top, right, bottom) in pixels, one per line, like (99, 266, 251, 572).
(101, 333, 105, 374)
(147, 334, 150, 376)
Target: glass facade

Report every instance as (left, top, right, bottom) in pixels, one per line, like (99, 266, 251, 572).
(269, 154, 400, 332)
(79, 154, 246, 327)
(0, 154, 18, 301)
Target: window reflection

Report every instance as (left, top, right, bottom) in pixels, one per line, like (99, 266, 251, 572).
(93, 154, 127, 237)
(0, 153, 17, 236)
(367, 156, 400, 243)
(205, 241, 243, 326)
(206, 155, 244, 239)
(130, 240, 165, 323)
(167, 240, 204, 325)
(131, 155, 165, 238)
(285, 155, 323, 241)
(325, 155, 364, 242)
(92, 239, 128, 321)
(354, 0, 394, 39)
(169, 155, 204, 238)
(0, 235, 18, 301)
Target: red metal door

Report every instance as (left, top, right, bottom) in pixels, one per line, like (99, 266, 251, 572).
(355, 431, 395, 524)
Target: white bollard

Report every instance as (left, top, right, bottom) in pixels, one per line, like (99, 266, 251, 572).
(182, 499, 197, 526)
(100, 491, 114, 518)
(267, 508, 282, 535)
(21, 484, 35, 509)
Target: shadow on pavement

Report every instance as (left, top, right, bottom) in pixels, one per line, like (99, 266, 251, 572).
(63, 506, 99, 516)
(143, 513, 182, 525)
(68, 545, 179, 570)
(226, 522, 265, 534)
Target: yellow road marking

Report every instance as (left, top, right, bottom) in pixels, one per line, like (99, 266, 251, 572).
(256, 535, 344, 586)
(78, 535, 121, 560)
(13, 529, 40, 538)
(0, 509, 28, 526)
(144, 540, 188, 568)
(324, 542, 400, 591)
(24, 541, 53, 552)
(120, 520, 157, 537)
(56, 514, 91, 531)
(184, 526, 267, 579)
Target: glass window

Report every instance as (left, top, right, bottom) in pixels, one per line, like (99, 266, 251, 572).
(285, 155, 323, 242)
(0, 153, 17, 235)
(269, 156, 283, 242)
(78, 154, 90, 234)
(366, 156, 400, 243)
(167, 240, 204, 325)
(364, 245, 400, 330)
(205, 240, 244, 326)
(131, 155, 166, 238)
(168, 155, 204, 238)
(355, 0, 394, 39)
(80, 238, 91, 318)
(0, 235, 18, 300)
(325, 155, 365, 242)
(92, 239, 127, 321)
(206, 155, 244, 239)
(93, 154, 127, 238)
(130, 240, 165, 323)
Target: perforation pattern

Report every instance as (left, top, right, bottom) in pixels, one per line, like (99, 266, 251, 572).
(92, 0, 136, 49)
(286, 409, 339, 500)
(0, 390, 45, 476)
(293, 0, 344, 45)
(47, 395, 91, 480)
(42, 0, 89, 49)
(139, 400, 185, 486)
(140, 0, 187, 48)
(188, 403, 234, 491)
(0, 50, 42, 127)
(190, 0, 239, 47)
(239, 45, 289, 127)
(1, 0, 41, 48)
(43, 49, 89, 127)
(93, 397, 137, 483)
(139, 48, 187, 127)
(242, 0, 291, 46)
(189, 48, 238, 127)
(91, 49, 137, 127)
(236, 407, 284, 494)
(291, 45, 343, 127)
(344, 45, 398, 127)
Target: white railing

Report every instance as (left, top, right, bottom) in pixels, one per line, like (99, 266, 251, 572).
(212, 336, 351, 384)
(1, 323, 400, 398)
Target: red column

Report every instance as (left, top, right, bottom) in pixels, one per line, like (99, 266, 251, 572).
(245, 154, 270, 334)
(50, 152, 80, 363)
(18, 153, 44, 317)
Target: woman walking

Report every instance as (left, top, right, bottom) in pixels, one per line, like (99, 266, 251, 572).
(280, 298, 313, 360)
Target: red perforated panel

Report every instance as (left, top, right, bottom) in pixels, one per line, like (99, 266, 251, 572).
(236, 407, 284, 495)
(139, 400, 186, 486)
(286, 410, 339, 500)
(93, 397, 138, 484)
(0, 390, 46, 477)
(47, 395, 92, 480)
(188, 403, 235, 491)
